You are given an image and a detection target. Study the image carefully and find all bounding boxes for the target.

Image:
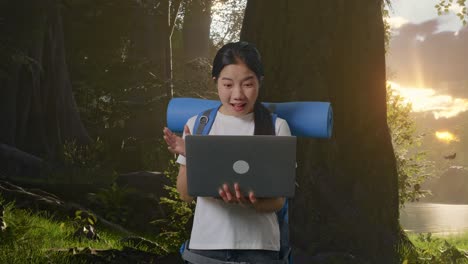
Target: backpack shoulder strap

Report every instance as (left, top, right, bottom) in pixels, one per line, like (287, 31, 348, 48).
(271, 113, 278, 135)
(271, 113, 292, 262)
(193, 105, 221, 135)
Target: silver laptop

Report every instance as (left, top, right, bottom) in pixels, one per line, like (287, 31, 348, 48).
(185, 135, 296, 198)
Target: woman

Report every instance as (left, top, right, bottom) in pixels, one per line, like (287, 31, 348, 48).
(163, 41, 291, 263)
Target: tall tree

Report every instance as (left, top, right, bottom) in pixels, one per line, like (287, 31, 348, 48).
(129, 0, 181, 97)
(182, 0, 212, 61)
(0, 0, 90, 165)
(241, 1, 400, 263)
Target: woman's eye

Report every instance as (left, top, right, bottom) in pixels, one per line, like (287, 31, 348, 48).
(224, 84, 232, 88)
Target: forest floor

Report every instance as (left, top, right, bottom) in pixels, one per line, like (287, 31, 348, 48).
(0, 199, 179, 264)
(2, 203, 468, 263)
(2, 186, 468, 264)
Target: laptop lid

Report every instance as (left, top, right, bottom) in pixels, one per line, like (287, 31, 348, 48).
(185, 135, 296, 198)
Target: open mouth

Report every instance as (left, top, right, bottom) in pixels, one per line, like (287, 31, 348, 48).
(231, 103, 247, 112)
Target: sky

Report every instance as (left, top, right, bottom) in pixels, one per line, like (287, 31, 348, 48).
(388, 0, 464, 32)
(386, 0, 468, 121)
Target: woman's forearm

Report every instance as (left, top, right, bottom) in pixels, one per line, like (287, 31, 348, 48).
(176, 165, 194, 203)
(252, 197, 285, 213)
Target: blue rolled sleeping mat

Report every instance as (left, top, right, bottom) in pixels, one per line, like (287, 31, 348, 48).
(166, 97, 333, 138)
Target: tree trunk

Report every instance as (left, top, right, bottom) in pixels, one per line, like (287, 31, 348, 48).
(129, 0, 182, 98)
(129, 2, 168, 75)
(0, 0, 90, 162)
(241, 1, 399, 263)
(182, 0, 212, 61)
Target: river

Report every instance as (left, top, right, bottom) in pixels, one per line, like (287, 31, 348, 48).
(400, 202, 468, 235)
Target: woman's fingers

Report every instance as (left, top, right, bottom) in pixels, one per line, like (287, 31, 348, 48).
(219, 188, 229, 202)
(219, 185, 233, 203)
(163, 127, 187, 156)
(218, 184, 251, 204)
(248, 191, 257, 204)
(163, 128, 176, 145)
(167, 146, 177, 154)
(184, 125, 191, 136)
(223, 184, 233, 201)
(163, 127, 172, 137)
(234, 183, 248, 204)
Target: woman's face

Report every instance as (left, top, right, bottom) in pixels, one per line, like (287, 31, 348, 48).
(216, 63, 259, 117)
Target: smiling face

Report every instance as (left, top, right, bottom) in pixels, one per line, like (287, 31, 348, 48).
(216, 63, 260, 116)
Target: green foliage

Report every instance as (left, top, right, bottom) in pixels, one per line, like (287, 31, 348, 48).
(72, 210, 100, 241)
(73, 210, 98, 227)
(387, 84, 432, 207)
(401, 233, 468, 263)
(63, 0, 173, 173)
(151, 159, 194, 253)
(51, 138, 115, 184)
(88, 183, 132, 225)
(0, 196, 124, 263)
(63, 138, 105, 169)
(436, 0, 467, 25)
(382, 1, 392, 53)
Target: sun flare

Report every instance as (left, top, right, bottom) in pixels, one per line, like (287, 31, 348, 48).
(387, 81, 468, 119)
(435, 131, 459, 143)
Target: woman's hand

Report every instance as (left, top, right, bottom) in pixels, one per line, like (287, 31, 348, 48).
(218, 183, 284, 212)
(163, 125, 190, 156)
(219, 183, 257, 205)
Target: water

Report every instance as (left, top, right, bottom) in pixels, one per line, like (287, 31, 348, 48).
(400, 202, 468, 235)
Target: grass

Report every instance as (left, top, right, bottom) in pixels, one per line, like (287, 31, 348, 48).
(3, 194, 468, 264)
(0, 200, 140, 263)
(402, 232, 468, 263)
(409, 232, 468, 251)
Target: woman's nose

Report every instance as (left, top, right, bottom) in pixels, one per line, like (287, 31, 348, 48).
(232, 86, 245, 99)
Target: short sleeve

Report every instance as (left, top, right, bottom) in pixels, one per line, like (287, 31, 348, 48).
(275, 118, 292, 136)
(175, 116, 197, 165)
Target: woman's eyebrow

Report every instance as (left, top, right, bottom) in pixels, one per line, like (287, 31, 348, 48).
(219, 75, 255, 81)
(241, 76, 255, 82)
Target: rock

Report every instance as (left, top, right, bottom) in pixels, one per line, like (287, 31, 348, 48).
(0, 143, 44, 179)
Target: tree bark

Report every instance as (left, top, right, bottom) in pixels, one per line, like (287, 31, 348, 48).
(0, 0, 90, 162)
(182, 0, 212, 61)
(241, 1, 399, 263)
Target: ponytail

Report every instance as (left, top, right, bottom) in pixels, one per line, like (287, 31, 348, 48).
(253, 101, 275, 135)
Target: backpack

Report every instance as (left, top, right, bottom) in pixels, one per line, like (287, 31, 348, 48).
(180, 106, 292, 264)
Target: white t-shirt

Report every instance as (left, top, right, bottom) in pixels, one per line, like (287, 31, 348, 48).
(176, 111, 291, 250)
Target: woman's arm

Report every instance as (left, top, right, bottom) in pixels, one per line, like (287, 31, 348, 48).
(252, 197, 285, 213)
(176, 165, 194, 203)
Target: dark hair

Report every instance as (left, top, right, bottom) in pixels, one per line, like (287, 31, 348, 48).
(212, 41, 275, 135)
